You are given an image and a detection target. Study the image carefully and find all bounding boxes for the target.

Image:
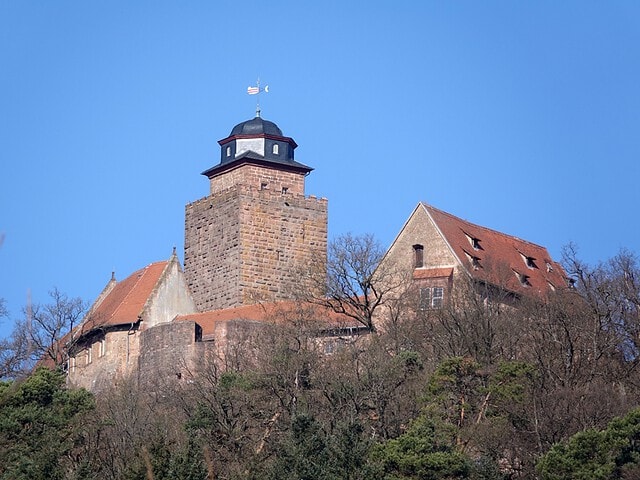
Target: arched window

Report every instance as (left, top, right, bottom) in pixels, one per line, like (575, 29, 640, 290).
(272, 143, 279, 155)
(226, 146, 231, 157)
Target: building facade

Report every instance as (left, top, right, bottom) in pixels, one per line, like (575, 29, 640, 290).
(60, 115, 568, 392)
(64, 115, 334, 391)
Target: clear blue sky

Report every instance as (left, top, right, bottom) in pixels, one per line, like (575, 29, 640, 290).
(1, 2, 639, 336)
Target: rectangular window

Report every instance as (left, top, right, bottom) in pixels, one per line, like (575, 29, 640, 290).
(99, 338, 106, 357)
(419, 287, 431, 310)
(86, 347, 92, 365)
(413, 244, 424, 268)
(419, 286, 444, 310)
(432, 287, 444, 308)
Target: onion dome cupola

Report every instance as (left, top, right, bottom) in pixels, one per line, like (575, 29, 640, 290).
(202, 116, 312, 179)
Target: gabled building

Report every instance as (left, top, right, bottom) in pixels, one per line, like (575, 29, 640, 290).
(63, 115, 340, 392)
(65, 251, 197, 391)
(60, 114, 568, 392)
(382, 202, 568, 311)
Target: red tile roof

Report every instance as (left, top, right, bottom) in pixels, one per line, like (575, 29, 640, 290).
(422, 203, 567, 295)
(80, 261, 168, 334)
(413, 267, 454, 280)
(176, 301, 361, 337)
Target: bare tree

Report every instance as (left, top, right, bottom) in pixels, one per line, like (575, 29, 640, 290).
(0, 328, 30, 380)
(309, 233, 406, 333)
(21, 287, 86, 366)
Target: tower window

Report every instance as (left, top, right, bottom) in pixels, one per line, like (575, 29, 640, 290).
(99, 338, 106, 357)
(86, 346, 92, 365)
(282, 187, 289, 194)
(272, 143, 279, 155)
(413, 244, 424, 268)
(260, 182, 268, 190)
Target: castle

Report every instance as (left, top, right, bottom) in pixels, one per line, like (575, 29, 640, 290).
(60, 114, 567, 392)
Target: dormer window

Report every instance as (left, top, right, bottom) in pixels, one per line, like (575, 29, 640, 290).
(547, 281, 556, 292)
(520, 254, 538, 270)
(514, 270, 531, 287)
(463, 250, 481, 270)
(546, 262, 553, 273)
(272, 143, 279, 155)
(413, 244, 424, 268)
(226, 146, 231, 157)
(465, 232, 482, 250)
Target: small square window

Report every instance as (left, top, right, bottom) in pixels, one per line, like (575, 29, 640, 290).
(260, 182, 268, 190)
(282, 187, 288, 194)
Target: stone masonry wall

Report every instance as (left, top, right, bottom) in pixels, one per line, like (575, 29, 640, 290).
(137, 321, 203, 389)
(185, 188, 241, 312)
(238, 187, 327, 304)
(386, 206, 459, 272)
(209, 164, 306, 196)
(185, 163, 327, 312)
(68, 327, 140, 392)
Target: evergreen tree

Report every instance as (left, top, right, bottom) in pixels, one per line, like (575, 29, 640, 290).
(0, 368, 94, 480)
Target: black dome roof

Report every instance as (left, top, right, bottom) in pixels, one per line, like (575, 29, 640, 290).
(229, 117, 283, 137)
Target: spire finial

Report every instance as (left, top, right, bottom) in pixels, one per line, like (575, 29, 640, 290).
(247, 77, 269, 118)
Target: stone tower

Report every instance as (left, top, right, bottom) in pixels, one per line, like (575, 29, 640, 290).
(184, 115, 328, 312)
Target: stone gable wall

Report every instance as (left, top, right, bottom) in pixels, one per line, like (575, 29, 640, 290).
(385, 206, 460, 272)
(143, 259, 197, 329)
